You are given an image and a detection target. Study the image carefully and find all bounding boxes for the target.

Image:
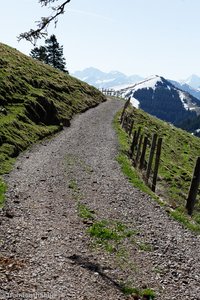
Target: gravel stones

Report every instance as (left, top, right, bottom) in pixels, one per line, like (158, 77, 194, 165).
(0, 99, 200, 299)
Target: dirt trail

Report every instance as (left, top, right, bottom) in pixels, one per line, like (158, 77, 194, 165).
(1, 99, 200, 300)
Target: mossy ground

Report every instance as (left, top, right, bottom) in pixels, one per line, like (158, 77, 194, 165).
(0, 42, 105, 205)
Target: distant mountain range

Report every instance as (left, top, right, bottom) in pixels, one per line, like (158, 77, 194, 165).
(72, 67, 143, 89)
(72, 68, 200, 135)
(72, 67, 200, 92)
(180, 74, 200, 89)
(169, 80, 200, 101)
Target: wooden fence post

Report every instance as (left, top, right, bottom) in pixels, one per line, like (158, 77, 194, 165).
(129, 119, 134, 137)
(139, 136, 148, 170)
(120, 97, 131, 124)
(152, 137, 162, 192)
(124, 115, 130, 133)
(121, 112, 126, 128)
(186, 156, 200, 215)
(130, 127, 141, 158)
(135, 134, 143, 167)
(130, 130, 137, 157)
(122, 113, 128, 131)
(146, 133, 158, 183)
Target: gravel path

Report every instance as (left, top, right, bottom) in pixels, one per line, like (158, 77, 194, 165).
(1, 98, 200, 300)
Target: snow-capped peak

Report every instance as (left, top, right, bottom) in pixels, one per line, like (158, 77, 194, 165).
(118, 75, 171, 95)
(131, 75, 164, 91)
(120, 75, 167, 108)
(117, 75, 200, 120)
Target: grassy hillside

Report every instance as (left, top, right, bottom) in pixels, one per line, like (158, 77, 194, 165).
(0, 43, 106, 204)
(115, 104, 200, 229)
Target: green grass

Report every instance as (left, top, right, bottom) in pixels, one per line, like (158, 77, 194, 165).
(0, 42, 106, 206)
(77, 203, 95, 220)
(68, 179, 78, 191)
(113, 112, 156, 198)
(170, 208, 200, 233)
(121, 283, 155, 299)
(117, 153, 155, 196)
(79, 204, 155, 297)
(142, 288, 156, 299)
(114, 106, 200, 232)
(88, 220, 134, 242)
(122, 107, 200, 208)
(121, 284, 140, 296)
(68, 179, 84, 201)
(87, 219, 135, 253)
(0, 180, 6, 208)
(137, 242, 153, 252)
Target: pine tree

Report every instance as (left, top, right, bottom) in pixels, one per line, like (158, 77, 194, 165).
(30, 35, 68, 73)
(30, 46, 48, 63)
(45, 35, 67, 72)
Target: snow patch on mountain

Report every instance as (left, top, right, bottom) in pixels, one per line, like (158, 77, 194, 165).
(177, 90, 200, 114)
(130, 96, 140, 108)
(132, 75, 163, 91)
(118, 75, 168, 109)
(116, 75, 200, 128)
(178, 91, 189, 110)
(116, 75, 172, 95)
(169, 79, 200, 101)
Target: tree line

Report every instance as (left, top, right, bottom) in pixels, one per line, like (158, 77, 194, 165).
(30, 34, 68, 73)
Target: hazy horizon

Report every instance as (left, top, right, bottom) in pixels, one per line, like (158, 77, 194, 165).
(1, 0, 200, 80)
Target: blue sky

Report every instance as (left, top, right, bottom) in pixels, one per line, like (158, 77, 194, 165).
(1, 0, 200, 79)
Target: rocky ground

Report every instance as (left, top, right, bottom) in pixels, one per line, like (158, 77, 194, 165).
(0, 98, 200, 299)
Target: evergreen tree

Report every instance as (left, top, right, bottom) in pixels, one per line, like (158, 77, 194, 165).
(30, 46, 48, 63)
(30, 35, 68, 73)
(45, 35, 67, 72)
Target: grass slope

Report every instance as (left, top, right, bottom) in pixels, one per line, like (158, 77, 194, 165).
(115, 105, 200, 230)
(0, 42, 106, 205)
